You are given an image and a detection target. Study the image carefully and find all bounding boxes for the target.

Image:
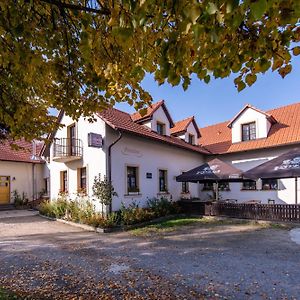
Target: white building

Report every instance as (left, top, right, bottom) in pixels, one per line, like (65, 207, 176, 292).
(0, 139, 46, 205)
(2, 100, 300, 209)
(43, 101, 207, 211)
(199, 103, 300, 204)
(42, 100, 300, 211)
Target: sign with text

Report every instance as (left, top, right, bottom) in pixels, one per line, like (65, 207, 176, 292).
(88, 133, 103, 148)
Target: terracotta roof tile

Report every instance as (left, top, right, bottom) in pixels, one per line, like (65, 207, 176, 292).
(171, 117, 194, 135)
(0, 139, 44, 163)
(98, 108, 209, 155)
(131, 100, 164, 122)
(199, 102, 300, 154)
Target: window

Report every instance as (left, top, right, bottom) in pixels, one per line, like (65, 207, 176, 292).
(44, 178, 49, 195)
(188, 134, 195, 145)
(242, 180, 257, 190)
(219, 182, 230, 191)
(68, 124, 76, 155)
(181, 172, 189, 193)
(157, 122, 165, 135)
(159, 169, 168, 192)
(202, 182, 230, 191)
(182, 181, 189, 193)
(60, 171, 68, 192)
(203, 182, 213, 190)
(127, 166, 139, 193)
(242, 122, 256, 141)
(78, 167, 87, 192)
(262, 179, 278, 190)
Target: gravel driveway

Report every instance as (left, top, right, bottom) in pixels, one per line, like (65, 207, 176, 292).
(0, 211, 300, 299)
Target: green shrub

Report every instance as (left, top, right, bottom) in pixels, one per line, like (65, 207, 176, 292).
(84, 212, 119, 228)
(147, 197, 181, 217)
(39, 201, 56, 218)
(120, 201, 155, 225)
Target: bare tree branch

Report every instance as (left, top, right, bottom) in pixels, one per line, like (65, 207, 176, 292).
(40, 0, 110, 15)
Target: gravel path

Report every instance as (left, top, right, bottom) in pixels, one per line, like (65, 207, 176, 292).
(0, 212, 300, 299)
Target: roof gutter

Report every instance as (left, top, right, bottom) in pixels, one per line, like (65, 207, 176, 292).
(107, 129, 123, 213)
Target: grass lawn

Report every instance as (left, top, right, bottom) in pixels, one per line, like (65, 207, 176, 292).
(0, 288, 22, 300)
(130, 216, 251, 236)
(130, 216, 293, 237)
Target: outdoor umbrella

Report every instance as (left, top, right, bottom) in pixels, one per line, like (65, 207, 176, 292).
(243, 148, 300, 204)
(176, 158, 243, 200)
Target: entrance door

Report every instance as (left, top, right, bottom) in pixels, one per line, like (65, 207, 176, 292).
(0, 176, 10, 204)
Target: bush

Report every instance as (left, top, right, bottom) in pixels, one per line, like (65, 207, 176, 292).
(120, 201, 155, 225)
(39, 201, 56, 218)
(39, 195, 182, 229)
(147, 197, 181, 217)
(39, 198, 68, 218)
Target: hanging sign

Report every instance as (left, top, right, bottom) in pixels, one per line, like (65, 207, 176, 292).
(88, 133, 103, 148)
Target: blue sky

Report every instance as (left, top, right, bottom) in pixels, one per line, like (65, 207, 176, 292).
(50, 57, 299, 128)
(116, 56, 300, 128)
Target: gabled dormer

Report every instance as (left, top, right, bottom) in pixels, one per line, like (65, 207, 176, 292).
(131, 100, 174, 136)
(227, 104, 277, 143)
(171, 116, 200, 145)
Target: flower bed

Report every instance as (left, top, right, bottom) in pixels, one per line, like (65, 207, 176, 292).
(38, 196, 181, 231)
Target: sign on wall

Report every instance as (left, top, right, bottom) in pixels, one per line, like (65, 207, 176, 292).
(146, 172, 152, 179)
(88, 133, 103, 148)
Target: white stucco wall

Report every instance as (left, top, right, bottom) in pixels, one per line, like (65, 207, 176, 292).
(0, 161, 44, 203)
(150, 106, 172, 136)
(184, 122, 198, 144)
(108, 127, 204, 211)
(199, 146, 300, 204)
(231, 108, 272, 143)
(49, 113, 107, 209)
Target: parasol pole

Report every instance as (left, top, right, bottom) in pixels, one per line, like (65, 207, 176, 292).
(215, 181, 219, 201)
(296, 177, 298, 205)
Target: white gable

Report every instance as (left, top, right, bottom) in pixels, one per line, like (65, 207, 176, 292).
(150, 106, 171, 136)
(231, 107, 272, 143)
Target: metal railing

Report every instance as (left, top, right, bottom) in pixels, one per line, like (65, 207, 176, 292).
(53, 138, 83, 158)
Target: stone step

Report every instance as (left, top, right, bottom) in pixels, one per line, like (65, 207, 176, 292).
(0, 204, 15, 211)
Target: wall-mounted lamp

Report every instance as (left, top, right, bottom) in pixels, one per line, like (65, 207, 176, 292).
(12, 177, 16, 181)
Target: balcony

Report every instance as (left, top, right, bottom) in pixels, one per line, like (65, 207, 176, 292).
(53, 138, 83, 163)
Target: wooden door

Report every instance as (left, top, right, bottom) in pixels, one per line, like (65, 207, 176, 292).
(68, 124, 76, 156)
(0, 176, 10, 204)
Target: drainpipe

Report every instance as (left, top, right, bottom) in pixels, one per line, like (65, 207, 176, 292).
(107, 129, 123, 213)
(32, 163, 35, 202)
(31, 140, 38, 202)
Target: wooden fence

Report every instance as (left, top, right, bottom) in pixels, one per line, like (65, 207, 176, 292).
(210, 202, 300, 222)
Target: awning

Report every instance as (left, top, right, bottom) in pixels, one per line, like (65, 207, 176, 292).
(243, 148, 300, 204)
(243, 148, 300, 180)
(176, 158, 243, 183)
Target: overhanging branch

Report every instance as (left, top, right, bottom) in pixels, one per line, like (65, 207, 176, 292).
(40, 0, 110, 15)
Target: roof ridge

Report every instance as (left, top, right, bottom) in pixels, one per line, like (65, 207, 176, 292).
(199, 120, 230, 130)
(266, 101, 300, 113)
(174, 116, 194, 124)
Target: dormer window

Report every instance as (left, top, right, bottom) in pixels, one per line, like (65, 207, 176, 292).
(242, 122, 256, 141)
(157, 122, 165, 135)
(188, 134, 195, 145)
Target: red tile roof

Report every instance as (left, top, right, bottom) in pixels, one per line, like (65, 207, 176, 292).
(199, 102, 300, 154)
(171, 117, 193, 134)
(131, 100, 164, 122)
(97, 108, 209, 154)
(0, 139, 44, 163)
(171, 116, 201, 138)
(131, 100, 174, 127)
